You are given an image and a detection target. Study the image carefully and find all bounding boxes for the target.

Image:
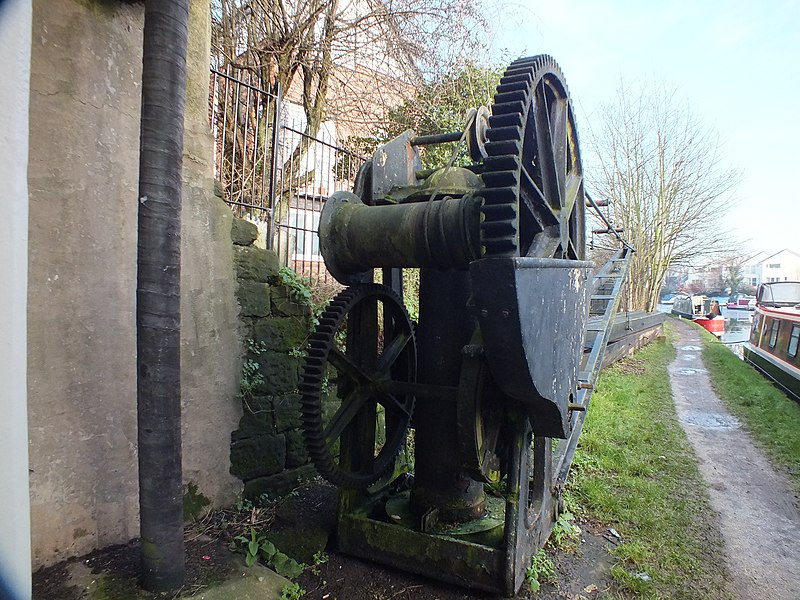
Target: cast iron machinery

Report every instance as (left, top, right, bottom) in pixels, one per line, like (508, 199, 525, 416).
(299, 55, 633, 595)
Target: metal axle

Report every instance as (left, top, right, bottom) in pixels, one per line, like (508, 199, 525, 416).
(319, 190, 482, 284)
(410, 131, 463, 146)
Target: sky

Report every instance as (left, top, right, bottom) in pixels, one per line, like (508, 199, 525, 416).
(489, 0, 799, 258)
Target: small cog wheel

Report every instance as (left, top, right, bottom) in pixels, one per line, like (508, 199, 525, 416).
(299, 283, 416, 488)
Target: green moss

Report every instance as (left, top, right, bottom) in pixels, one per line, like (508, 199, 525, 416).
(87, 574, 141, 600)
(183, 481, 212, 521)
(139, 539, 161, 562)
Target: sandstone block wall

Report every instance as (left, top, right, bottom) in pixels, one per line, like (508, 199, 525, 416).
(228, 218, 316, 499)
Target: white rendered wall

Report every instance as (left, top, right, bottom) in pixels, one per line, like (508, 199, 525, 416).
(0, 1, 32, 598)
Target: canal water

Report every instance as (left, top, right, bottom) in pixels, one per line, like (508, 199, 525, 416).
(657, 298, 752, 358)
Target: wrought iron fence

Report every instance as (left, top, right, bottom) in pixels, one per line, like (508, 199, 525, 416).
(209, 67, 365, 283)
(209, 66, 281, 218)
(273, 122, 364, 283)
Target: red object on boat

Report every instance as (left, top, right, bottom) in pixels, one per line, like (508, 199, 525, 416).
(726, 295, 755, 310)
(672, 295, 725, 336)
(694, 316, 725, 335)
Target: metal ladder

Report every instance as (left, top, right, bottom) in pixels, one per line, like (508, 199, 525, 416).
(554, 246, 634, 482)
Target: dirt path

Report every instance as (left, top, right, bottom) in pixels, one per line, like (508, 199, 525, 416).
(668, 320, 800, 599)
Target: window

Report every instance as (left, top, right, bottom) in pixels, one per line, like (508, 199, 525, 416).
(288, 209, 321, 260)
(751, 313, 761, 340)
(767, 263, 781, 268)
(789, 325, 800, 358)
(769, 319, 780, 348)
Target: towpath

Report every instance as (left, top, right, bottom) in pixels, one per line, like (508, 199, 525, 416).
(668, 320, 800, 599)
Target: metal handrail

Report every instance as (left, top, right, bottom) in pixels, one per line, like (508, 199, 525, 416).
(554, 246, 634, 483)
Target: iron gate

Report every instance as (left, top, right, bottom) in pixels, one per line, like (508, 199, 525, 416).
(209, 66, 365, 282)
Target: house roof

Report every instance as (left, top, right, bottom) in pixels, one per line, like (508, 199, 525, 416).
(758, 248, 800, 264)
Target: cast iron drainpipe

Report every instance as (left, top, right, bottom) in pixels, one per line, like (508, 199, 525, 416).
(136, 0, 190, 591)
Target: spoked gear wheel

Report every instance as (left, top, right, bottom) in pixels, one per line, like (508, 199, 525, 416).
(480, 54, 586, 260)
(456, 344, 505, 484)
(299, 283, 416, 489)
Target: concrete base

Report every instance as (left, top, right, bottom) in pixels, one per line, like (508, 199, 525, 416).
(61, 552, 291, 600)
(194, 558, 291, 600)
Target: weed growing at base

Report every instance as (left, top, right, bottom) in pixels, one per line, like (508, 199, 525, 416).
(526, 548, 557, 592)
(569, 323, 733, 599)
(280, 582, 306, 600)
(235, 528, 303, 577)
(701, 331, 800, 492)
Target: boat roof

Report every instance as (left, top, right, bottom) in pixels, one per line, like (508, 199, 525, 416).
(757, 281, 800, 308)
(758, 304, 800, 322)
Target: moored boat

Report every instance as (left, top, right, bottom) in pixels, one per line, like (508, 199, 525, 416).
(671, 294, 725, 336)
(726, 294, 756, 310)
(743, 282, 800, 401)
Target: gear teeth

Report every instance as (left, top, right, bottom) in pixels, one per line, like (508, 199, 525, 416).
(483, 155, 519, 171)
(481, 170, 519, 188)
(496, 81, 531, 94)
(482, 187, 518, 203)
(484, 139, 520, 156)
(500, 73, 533, 85)
(486, 126, 522, 142)
(488, 113, 523, 129)
(480, 54, 575, 258)
(494, 90, 528, 105)
(482, 239, 517, 256)
(482, 219, 517, 236)
(491, 100, 526, 116)
(481, 203, 516, 219)
(298, 283, 416, 489)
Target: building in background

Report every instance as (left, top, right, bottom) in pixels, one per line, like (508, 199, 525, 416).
(665, 248, 800, 296)
(208, 1, 417, 283)
(758, 249, 800, 284)
(742, 251, 769, 288)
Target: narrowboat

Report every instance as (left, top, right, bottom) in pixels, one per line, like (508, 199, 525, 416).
(671, 294, 725, 336)
(660, 293, 677, 305)
(726, 294, 756, 310)
(743, 282, 800, 401)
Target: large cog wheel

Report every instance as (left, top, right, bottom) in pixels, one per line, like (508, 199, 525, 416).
(299, 284, 416, 488)
(480, 55, 586, 260)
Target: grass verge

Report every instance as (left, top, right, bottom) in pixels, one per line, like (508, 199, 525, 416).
(568, 323, 732, 599)
(700, 329, 800, 492)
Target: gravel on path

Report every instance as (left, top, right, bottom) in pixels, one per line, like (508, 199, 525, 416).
(668, 320, 800, 599)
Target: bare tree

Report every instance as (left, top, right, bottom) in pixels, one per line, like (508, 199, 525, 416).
(212, 0, 488, 136)
(337, 62, 502, 172)
(720, 254, 746, 295)
(210, 0, 490, 238)
(589, 83, 740, 311)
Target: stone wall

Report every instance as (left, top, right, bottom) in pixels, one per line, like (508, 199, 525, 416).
(27, 0, 242, 567)
(27, 0, 145, 566)
(179, 0, 243, 509)
(228, 219, 316, 499)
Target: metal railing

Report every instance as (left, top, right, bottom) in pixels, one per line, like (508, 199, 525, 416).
(209, 67, 365, 283)
(209, 66, 281, 217)
(272, 122, 364, 283)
